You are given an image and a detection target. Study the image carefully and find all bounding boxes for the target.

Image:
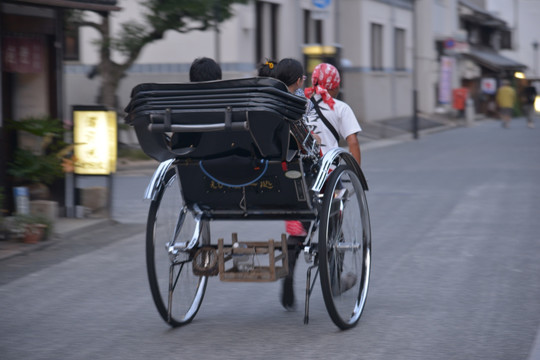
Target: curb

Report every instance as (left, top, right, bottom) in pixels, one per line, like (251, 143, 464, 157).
(0, 218, 116, 262)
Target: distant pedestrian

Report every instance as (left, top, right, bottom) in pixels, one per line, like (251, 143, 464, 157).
(496, 79, 516, 128)
(521, 83, 537, 129)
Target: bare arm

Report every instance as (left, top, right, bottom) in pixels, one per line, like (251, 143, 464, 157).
(346, 133, 361, 166)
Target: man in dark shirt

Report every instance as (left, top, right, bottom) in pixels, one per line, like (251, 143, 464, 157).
(522, 84, 537, 129)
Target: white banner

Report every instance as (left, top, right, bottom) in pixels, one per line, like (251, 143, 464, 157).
(438, 56, 454, 104)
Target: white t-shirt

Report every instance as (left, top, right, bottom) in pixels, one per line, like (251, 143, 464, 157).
(306, 94, 362, 154)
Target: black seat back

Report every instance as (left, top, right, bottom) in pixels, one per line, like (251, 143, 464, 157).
(125, 77, 307, 162)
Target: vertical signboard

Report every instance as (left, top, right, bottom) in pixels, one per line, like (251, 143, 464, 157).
(72, 106, 117, 175)
(438, 56, 454, 104)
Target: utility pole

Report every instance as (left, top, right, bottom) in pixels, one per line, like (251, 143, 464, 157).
(412, 0, 419, 139)
(533, 40, 539, 77)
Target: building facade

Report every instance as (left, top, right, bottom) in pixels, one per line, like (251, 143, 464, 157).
(64, 0, 415, 125)
(1, 0, 119, 214)
(63, 0, 538, 128)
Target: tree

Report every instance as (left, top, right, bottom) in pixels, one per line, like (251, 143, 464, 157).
(68, 0, 247, 110)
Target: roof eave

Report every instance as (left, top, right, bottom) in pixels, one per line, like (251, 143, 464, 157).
(10, 0, 121, 12)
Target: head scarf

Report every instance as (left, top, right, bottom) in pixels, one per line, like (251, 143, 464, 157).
(304, 63, 340, 110)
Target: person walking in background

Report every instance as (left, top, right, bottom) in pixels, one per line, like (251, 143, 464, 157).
(522, 83, 537, 129)
(496, 79, 516, 128)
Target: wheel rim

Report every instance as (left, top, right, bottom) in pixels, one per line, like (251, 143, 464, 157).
(319, 166, 371, 329)
(146, 170, 207, 327)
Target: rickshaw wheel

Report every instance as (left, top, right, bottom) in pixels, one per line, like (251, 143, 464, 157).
(318, 164, 371, 330)
(146, 167, 208, 327)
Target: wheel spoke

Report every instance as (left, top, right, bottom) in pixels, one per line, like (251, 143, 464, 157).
(319, 165, 371, 330)
(146, 168, 208, 327)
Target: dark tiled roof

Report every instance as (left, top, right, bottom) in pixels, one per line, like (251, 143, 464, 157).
(11, 0, 120, 11)
(465, 47, 527, 71)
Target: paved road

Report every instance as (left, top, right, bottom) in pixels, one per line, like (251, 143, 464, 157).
(1, 118, 539, 360)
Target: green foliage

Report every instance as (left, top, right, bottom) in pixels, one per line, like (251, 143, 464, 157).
(8, 149, 64, 185)
(6, 116, 68, 185)
(68, 0, 247, 109)
(112, 0, 248, 56)
(6, 115, 64, 138)
(10, 213, 53, 240)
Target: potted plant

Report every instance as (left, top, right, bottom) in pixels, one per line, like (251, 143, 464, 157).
(6, 116, 73, 200)
(5, 213, 53, 243)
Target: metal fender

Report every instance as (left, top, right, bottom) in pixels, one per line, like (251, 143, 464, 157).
(311, 148, 369, 193)
(144, 158, 176, 201)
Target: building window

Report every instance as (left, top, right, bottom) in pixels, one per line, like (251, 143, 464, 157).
(394, 27, 405, 70)
(256, 1, 279, 63)
(314, 19, 322, 44)
(303, 10, 323, 44)
(500, 29, 512, 50)
(63, 20, 80, 61)
(371, 23, 383, 71)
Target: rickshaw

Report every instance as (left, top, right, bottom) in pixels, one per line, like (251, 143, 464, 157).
(124, 77, 371, 330)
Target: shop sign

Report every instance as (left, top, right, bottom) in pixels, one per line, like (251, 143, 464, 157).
(312, 0, 331, 8)
(481, 78, 497, 95)
(2, 36, 44, 73)
(439, 56, 454, 104)
(73, 108, 117, 175)
(444, 38, 469, 54)
(312, 0, 331, 19)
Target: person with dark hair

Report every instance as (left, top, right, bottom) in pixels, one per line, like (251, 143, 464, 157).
(281, 63, 362, 311)
(170, 58, 222, 149)
(189, 57, 222, 82)
(275, 58, 306, 96)
(257, 59, 277, 77)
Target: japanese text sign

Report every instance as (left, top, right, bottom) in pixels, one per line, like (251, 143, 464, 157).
(73, 109, 117, 175)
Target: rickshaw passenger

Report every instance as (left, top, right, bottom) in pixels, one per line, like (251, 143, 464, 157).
(257, 58, 277, 77)
(189, 57, 222, 82)
(275, 58, 306, 97)
(169, 57, 222, 150)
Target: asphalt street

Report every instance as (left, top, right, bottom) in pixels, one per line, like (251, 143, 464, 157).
(1, 117, 539, 360)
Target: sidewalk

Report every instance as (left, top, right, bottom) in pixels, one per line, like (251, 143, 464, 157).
(0, 112, 471, 262)
(0, 217, 115, 261)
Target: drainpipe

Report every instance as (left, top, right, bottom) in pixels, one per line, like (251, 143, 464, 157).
(390, 4, 397, 119)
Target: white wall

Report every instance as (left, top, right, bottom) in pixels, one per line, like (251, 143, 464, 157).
(66, 0, 419, 124)
(340, 0, 413, 122)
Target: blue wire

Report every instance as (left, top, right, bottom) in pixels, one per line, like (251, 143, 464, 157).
(199, 159, 268, 188)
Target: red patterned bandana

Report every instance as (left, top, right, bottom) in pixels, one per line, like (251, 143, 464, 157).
(304, 63, 340, 110)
